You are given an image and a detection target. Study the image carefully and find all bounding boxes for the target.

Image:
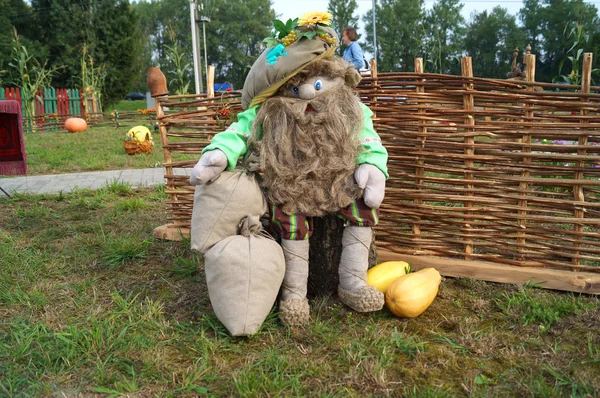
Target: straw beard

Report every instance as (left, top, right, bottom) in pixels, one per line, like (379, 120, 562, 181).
(249, 84, 364, 217)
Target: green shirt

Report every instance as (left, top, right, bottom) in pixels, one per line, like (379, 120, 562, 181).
(203, 102, 389, 178)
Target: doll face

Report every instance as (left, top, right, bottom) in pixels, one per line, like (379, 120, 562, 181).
(283, 75, 344, 101)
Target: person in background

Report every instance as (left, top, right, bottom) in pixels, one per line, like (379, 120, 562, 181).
(342, 27, 365, 70)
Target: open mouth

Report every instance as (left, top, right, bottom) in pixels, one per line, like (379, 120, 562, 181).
(305, 104, 315, 112)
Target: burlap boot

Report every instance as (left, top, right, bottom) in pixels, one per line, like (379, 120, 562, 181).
(338, 226, 384, 312)
(278, 239, 310, 326)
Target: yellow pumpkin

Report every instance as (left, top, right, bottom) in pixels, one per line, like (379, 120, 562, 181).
(126, 126, 152, 143)
(385, 268, 441, 318)
(64, 117, 87, 133)
(367, 261, 410, 293)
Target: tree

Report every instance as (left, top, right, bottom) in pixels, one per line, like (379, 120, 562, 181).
(518, 0, 544, 58)
(363, 0, 426, 72)
(133, 0, 274, 92)
(424, 0, 466, 74)
(464, 7, 525, 78)
(202, 0, 275, 90)
(92, 0, 143, 106)
(30, 0, 142, 106)
(527, 0, 599, 82)
(129, 0, 162, 90)
(327, 0, 359, 54)
(132, 0, 192, 92)
(0, 0, 42, 84)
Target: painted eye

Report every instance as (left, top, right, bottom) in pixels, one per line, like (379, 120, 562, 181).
(292, 86, 299, 95)
(314, 80, 323, 90)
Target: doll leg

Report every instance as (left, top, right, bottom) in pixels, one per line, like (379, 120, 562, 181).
(336, 199, 384, 312)
(271, 206, 311, 326)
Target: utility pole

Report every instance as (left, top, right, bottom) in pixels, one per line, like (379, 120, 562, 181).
(190, 0, 203, 94)
(372, 0, 377, 62)
(199, 5, 210, 93)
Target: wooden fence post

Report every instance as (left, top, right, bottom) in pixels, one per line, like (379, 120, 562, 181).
(44, 88, 56, 114)
(44, 88, 56, 130)
(519, 53, 536, 260)
(35, 88, 45, 131)
(62, 89, 70, 118)
(370, 59, 377, 119)
(413, 58, 425, 249)
(207, 65, 215, 99)
(461, 57, 475, 260)
(79, 90, 86, 117)
(573, 53, 592, 267)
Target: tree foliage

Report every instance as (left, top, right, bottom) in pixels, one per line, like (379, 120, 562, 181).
(131, 0, 274, 92)
(363, 0, 426, 72)
(519, 0, 599, 82)
(424, 0, 466, 74)
(327, 0, 359, 54)
(464, 7, 525, 78)
(28, 0, 142, 106)
(204, 0, 275, 90)
(2, 0, 600, 102)
(0, 0, 41, 82)
(328, 0, 359, 35)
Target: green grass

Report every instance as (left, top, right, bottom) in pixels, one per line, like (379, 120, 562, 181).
(5, 119, 600, 395)
(1, 186, 599, 396)
(106, 99, 148, 112)
(21, 119, 197, 175)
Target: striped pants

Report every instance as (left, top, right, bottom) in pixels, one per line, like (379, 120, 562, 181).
(270, 197, 380, 241)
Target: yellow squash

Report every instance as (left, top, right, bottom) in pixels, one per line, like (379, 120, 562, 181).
(385, 267, 441, 318)
(366, 261, 410, 293)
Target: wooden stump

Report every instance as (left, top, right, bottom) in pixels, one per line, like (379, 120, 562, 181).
(307, 214, 378, 298)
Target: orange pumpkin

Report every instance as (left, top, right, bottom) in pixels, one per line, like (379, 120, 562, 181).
(64, 117, 87, 133)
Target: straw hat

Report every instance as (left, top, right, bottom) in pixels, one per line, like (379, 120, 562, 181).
(241, 11, 341, 109)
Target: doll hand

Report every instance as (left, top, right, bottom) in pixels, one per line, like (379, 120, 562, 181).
(354, 164, 386, 209)
(190, 149, 228, 185)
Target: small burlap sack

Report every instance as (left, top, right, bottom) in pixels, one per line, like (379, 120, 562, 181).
(191, 169, 268, 254)
(204, 215, 285, 336)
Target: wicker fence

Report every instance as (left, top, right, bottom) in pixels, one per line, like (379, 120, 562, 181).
(152, 54, 600, 293)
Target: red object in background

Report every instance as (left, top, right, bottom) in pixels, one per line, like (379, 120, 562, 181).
(0, 100, 27, 175)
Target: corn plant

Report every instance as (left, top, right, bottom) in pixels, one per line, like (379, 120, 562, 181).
(557, 21, 599, 86)
(80, 44, 107, 116)
(8, 29, 61, 133)
(164, 26, 192, 96)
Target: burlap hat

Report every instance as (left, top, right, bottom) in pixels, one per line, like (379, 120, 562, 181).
(241, 13, 341, 109)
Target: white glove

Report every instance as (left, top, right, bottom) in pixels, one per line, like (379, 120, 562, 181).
(354, 163, 386, 209)
(190, 149, 228, 185)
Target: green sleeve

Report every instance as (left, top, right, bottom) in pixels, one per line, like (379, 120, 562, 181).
(202, 105, 259, 170)
(356, 103, 389, 179)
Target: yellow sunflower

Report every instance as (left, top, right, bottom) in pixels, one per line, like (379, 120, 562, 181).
(298, 10, 333, 26)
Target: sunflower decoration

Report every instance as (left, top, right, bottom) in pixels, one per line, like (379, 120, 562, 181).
(263, 10, 336, 50)
(298, 10, 332, 26)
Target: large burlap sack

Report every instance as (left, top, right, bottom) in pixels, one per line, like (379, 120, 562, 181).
(204, 216, 285, 336)
(191, 169, 268, 254)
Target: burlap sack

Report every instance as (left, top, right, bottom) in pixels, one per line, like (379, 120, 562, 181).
(190, 169, 268, 254)
(204, 215, 285, 336)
